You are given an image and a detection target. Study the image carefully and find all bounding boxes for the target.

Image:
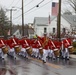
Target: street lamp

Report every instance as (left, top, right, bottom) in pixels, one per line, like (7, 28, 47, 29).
(12, 7, 22, 10)
(6, 8, 17, 36)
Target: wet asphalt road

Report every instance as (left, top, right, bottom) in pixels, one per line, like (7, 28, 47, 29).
(0, 54, 76, 75)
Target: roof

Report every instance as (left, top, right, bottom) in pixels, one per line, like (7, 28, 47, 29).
(34, 16, 55, 25)
(34, 15, 76, 27)
(62, 15, 76, 26)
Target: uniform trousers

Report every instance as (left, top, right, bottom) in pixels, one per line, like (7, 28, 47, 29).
(19, 48, 28, 58)
(8, 48, 16, 58)
(0, 48, 4, 59)
(42, 49, 52, 62)
(61, 48, 69, 59)
(32, 48, 38, 57)
(50, 50, 55, 58)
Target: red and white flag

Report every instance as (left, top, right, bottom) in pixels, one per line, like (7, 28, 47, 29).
(51, 2, 59, 16)
(48, 14, 51, 24)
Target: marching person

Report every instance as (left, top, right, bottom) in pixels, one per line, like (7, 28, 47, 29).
(37, 33, 50, 63)
(61, 38, 71, 60)
(7, 35, 19, 59)
(18, 36, 31, 58)
(37, 37, 43, 59)
(48, 39, 56, 60)
(53, 39, 62, 58)
(0, 38, 7, 60)
(31, 36, 38, 58)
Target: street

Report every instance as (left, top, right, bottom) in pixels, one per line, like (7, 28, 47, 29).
(0, 54, 76, 75)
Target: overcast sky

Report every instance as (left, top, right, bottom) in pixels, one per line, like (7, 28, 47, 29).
(0, 0, 71, 25)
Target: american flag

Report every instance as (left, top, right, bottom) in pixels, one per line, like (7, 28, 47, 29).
(51, 2, 59, 16)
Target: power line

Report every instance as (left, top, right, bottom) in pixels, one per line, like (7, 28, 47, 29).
(23, 0, 52, 16)
(24, 0, 34, 7)
(13, 0, 52, 23)
(23, 2, 65, 18)
(12, 7, 22, 16)
(13, 5, 36, 20)
(13, 0, 21, 7)
(13, 0, 34, 16)
(13, 0, 45, 20)
(7, 0, 15, 8)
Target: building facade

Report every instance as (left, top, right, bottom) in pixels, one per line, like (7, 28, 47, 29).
(33, 15, 73, 37)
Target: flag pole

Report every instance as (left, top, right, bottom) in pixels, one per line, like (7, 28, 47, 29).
(48, 13, 51, 25)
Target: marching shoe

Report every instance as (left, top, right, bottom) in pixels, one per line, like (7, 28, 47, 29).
(43, 60, 46, 63)
(66, 57, 69, 60)
(53, 57, 56, 60)
(48, 56, 51, 60)
(2, 58, 4, 60)
(14, 56, 16, 59)
(26, 56, 28, 59)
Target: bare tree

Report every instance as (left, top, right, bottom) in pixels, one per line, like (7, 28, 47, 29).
(0, 8, 10, 38)
(66, 0, 76, 13)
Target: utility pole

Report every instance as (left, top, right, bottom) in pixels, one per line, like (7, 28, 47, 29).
(57, 0, 61, 41)
(6, 9, 16, 36)
(22, 0, 24, 36)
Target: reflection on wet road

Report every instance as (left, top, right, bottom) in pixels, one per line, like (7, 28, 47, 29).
(0, 55, 76, 75)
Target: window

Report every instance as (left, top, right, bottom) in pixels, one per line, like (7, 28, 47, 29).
(44, 27, 47, 33)
(53, 28, 55, 33)
(62, 28, 66, 33)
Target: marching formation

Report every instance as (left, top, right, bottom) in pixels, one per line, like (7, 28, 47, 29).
(0, 33, 76, 63)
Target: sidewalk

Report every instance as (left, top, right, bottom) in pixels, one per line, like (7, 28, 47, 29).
(70, 54, 76, 59)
